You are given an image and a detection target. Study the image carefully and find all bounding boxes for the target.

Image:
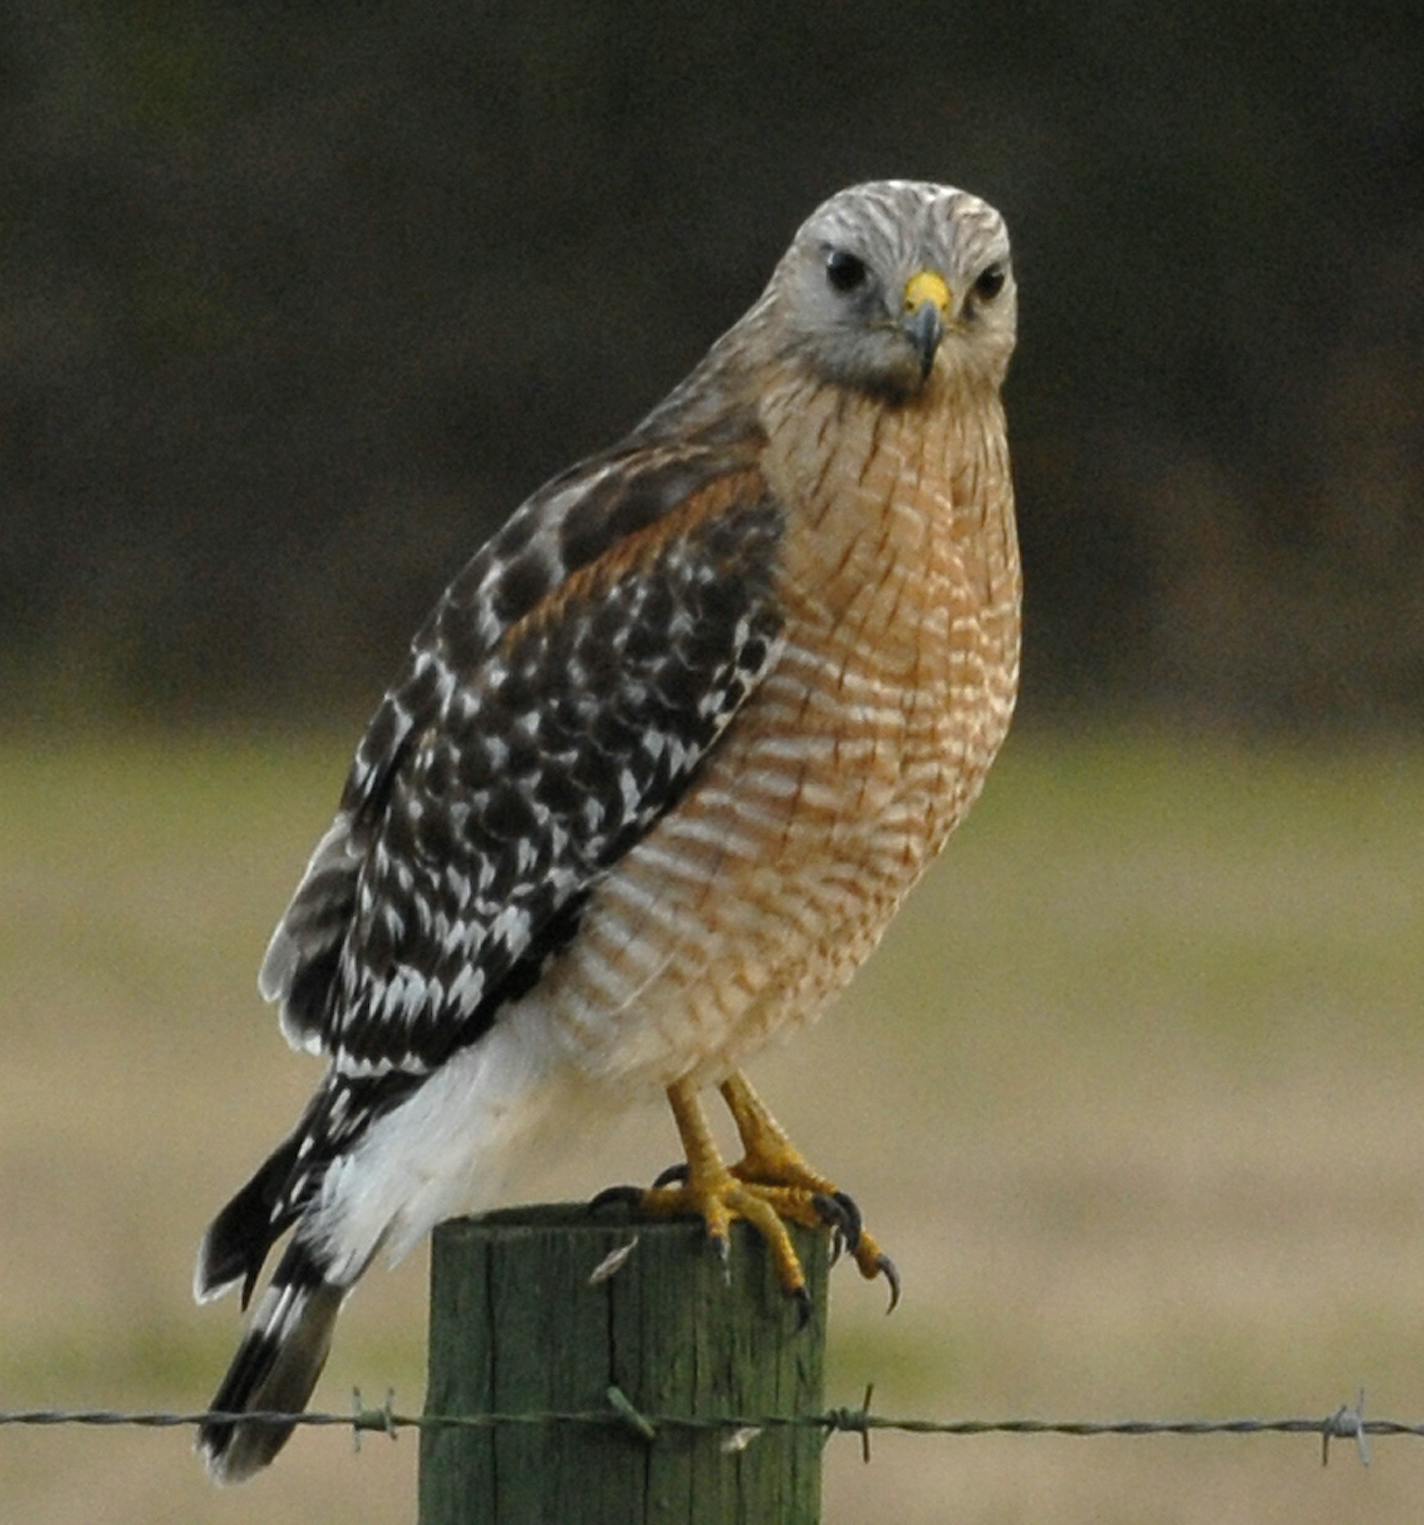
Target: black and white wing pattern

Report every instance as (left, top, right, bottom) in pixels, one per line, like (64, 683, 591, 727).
(200, 441, 786, 1301)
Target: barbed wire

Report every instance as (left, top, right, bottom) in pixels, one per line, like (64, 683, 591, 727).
(0, 1384, 1404, 1467)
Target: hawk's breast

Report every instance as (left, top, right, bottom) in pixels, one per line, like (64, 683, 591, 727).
(540, 377, 1021, 1088)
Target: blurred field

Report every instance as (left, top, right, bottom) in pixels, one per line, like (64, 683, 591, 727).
(2, 723, 1421, 1523)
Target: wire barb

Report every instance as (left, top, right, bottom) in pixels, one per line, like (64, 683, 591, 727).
(1322, 1390, 1370, 1469)
(350, 1388, 399, 1445)
(823, 1382, 876, 1463)
(350, 1388, 375, 1453)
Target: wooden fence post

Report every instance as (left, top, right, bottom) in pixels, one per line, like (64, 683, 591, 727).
(418, 1203, 829, 1523)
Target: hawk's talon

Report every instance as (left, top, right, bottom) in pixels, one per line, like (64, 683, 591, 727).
(806, 1189, 863, 1253)
(589, 1184, 646, 1213)
(614, 1082, 822, 1306)
(864, 1247, 901, 1313)
(829, 1191, 864, 1251)
(811, 1191, 861, 1258)
(811, 1191, 841, 1231)
(708, 1230, 732, 1284)
(715, 1073, 899, 1307)
(623, 1077, 903, 1314)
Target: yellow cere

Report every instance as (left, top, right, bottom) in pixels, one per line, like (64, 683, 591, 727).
(903, 269, 951, 315)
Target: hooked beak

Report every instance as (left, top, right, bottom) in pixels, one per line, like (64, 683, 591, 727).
(902, 270, 951, 381)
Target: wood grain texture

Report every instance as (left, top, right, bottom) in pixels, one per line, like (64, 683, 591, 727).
(419, 1204, 828, 1523)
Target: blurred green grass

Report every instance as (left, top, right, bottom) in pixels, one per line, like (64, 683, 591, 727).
(3, 724, 1422, 1523)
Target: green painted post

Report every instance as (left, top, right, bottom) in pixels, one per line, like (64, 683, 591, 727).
(418, 1203, 828, 1523)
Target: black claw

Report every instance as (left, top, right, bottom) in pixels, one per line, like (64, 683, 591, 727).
(830, 1191, 863, 1252)
(828, 1229, 844, 1268)
(811, 1192, 841, 1229)
(652, 1161, 689, 1189)
(811, 1192, 854, 1244)
(791, 1285, 813, 1330)
(878, 1254, 902, 1314)
(589, 1184, 644, 1212)
(710, 1232, 730, 1264)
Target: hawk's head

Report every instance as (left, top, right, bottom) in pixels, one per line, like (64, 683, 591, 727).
(769, 180, 1016, 401)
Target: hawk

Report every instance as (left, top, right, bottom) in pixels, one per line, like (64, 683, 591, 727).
(195, 179, 1020, 1482)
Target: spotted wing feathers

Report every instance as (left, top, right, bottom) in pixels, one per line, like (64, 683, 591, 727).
(204, 444, 785, 1326)
(263, 443, 785, 1080)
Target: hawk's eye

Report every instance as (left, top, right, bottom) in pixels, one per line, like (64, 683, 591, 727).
(974, 263, 1006, 300)
(825, 249, 868, 293)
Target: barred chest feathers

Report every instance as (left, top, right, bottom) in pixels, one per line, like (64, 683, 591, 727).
(545, 371, 1021, 1088)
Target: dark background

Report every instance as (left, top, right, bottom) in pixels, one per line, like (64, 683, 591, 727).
(5, 14, 1423, 1523)
(6, 1, 1421, 728)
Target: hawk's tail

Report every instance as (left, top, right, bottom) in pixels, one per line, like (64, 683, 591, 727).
(193, 1123, 305, 1309)
(197, 1238, 346, 1484)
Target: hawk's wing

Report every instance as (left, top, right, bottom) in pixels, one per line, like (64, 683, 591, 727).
(260, 441, 784, 1091)
(198, 436, 787, 1308)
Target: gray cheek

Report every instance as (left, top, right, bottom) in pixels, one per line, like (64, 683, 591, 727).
(807, 327, 923, 403)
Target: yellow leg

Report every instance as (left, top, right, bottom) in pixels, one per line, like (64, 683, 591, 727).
(600, 1078, 816, 1318)
(720, 1072, 899, 1306)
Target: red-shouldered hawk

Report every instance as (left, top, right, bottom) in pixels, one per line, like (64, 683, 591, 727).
(196, 179, 1020, 1482)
